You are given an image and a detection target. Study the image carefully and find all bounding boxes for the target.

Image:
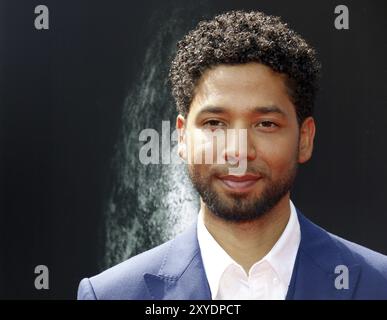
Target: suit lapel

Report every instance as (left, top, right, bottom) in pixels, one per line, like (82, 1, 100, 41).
(286, 211, 361, 300)
(144, 220, 212, 300)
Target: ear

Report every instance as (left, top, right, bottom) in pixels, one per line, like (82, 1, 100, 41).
(298, 117, 316, 164)
(176, 114, 187, 161)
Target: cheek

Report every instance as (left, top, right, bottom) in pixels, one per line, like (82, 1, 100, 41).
(188, 162, 215, 187)
(255, 134, 298, 176)
(187, 130, 226, 165)
(186, 131, 203, 164)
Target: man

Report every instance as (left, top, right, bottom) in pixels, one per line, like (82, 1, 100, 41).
(78, 10, 387, 300)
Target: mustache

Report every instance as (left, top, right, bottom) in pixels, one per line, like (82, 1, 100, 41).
(210, 165, 269, 178)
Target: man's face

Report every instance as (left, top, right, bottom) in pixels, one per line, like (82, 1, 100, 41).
(177, 62, 315, 222)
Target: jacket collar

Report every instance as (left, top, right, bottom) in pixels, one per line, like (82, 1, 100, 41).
(144, 210, 361, 300)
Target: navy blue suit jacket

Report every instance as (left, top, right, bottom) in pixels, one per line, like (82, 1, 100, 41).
(78, 210, 387, 299)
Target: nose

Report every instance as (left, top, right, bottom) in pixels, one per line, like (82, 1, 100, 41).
(222, 127, 256, 165)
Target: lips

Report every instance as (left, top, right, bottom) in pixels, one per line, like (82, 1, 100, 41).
(217, 174, 261, 193)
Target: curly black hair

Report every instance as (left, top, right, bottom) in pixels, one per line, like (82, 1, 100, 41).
(169, 10, 321, 124)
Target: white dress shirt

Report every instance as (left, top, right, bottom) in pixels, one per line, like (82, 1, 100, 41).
(197, 200, 301, 300)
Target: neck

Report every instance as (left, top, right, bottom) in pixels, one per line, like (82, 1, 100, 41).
(201, 194, 291, 274)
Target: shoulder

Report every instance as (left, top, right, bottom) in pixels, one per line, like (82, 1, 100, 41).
(297, 211, 387, 298)
(78, 238, 173, 300)
(328, 231, 387, 296)
(77, 220, 199, 300)
(329, 232, 387, 273)
(299, 212, 387, 277)
(335, 232, 387, 263)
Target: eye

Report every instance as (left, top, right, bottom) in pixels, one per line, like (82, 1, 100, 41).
(203, 120, 226, 128)
(255, 121, 278, 129)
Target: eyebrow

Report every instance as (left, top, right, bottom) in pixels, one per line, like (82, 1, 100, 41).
(196, 105, 287, 117)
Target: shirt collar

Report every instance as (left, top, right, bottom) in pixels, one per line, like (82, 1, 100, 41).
(197, 200, 301, 299)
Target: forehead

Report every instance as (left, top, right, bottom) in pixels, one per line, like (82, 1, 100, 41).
(189, 62, 295, 117)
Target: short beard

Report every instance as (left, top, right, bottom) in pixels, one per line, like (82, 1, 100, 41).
(188, 162, 298, 223)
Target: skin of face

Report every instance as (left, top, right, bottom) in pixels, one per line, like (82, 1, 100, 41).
(176, 62, 315, 222)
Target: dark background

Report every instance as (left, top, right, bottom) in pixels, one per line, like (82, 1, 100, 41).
(0, 0, 386, 299)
